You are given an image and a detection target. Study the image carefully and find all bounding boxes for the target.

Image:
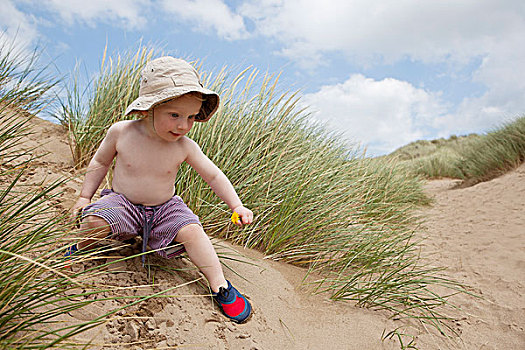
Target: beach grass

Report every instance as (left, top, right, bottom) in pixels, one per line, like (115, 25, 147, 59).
(0, 40, 88, 348)
(386, 135, 477, 179)
(57, 48, 465, 340)
(456, 116, 525, 185)
(388, 116, 525, 185)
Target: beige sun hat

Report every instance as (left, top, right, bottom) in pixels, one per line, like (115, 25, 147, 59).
(124, 56, 219, 122)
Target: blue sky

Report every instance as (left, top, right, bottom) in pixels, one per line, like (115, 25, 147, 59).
(2, 0, 524, 156)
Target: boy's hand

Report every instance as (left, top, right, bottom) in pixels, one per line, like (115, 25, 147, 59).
(231, 206, 254, 226)
(70, 197, 90, 227)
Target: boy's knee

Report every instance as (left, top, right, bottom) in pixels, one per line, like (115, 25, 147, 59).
(81, 215, 110, 231)
(176, 224, 205, 242)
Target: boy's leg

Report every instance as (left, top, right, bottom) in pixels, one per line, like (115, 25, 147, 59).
(174, 223, 252, 323)
(69, 190, 143, 254)
(174, 224, 227, 293)
(76, 215, 112, 250)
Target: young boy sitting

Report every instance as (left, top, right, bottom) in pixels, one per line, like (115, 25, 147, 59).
(67, 56, 253, 323)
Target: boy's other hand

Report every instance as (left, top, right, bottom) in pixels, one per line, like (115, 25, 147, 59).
(70, 197, 91, 226)
(232, 206, 254, 226)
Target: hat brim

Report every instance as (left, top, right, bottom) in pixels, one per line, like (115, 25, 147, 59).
(124, 86, 219, 122)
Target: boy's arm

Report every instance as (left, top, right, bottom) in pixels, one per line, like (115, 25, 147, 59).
(184, 138, 253, 225)
(71, 124, 119, 215)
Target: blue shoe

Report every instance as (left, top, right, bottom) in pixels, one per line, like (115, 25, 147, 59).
(213, 280, 252, 323)
(64, 244, 79, 257)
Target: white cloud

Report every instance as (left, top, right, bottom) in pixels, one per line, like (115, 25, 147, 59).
(460, 30, 525, 122)
(302, 75, 451, 155)
(40, 0, 149, 28)
(240, 0, 523, 65)
(161, 0, 249, 40)
(241, 0, 525, 151)
(0, 0, 40, 50)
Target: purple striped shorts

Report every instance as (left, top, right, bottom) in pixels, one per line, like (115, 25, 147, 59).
(82, 189, 201, 259)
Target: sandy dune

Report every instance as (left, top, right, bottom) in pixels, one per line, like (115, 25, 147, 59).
(8, 117, 524, 349)
(415, 165, 525, 349)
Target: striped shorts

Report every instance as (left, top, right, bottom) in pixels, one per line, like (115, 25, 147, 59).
(82, 189, 201, 259)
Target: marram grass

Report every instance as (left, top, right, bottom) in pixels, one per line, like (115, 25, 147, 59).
(457, 116, 525, 185)
(58, 48, 465, 340)
(388, 116, 525, 185)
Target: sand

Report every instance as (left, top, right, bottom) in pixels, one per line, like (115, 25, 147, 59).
(415, 167, 525, 349)
(6, 116, 524, 349)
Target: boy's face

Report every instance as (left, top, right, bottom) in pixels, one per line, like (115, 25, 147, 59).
(148, 94, 202, 142)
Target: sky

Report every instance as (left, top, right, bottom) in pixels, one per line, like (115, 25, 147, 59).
(2, 0, 524, 156)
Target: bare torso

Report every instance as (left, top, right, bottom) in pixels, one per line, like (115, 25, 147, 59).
(111, 120, 187, 206)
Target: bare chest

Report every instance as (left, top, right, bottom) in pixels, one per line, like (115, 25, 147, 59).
(114, 133, 186, 178)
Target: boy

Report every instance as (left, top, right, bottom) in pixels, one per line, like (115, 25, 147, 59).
(67, 56, 253, 323)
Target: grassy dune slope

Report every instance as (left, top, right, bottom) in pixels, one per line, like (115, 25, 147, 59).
(387, 116, 525, 185)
